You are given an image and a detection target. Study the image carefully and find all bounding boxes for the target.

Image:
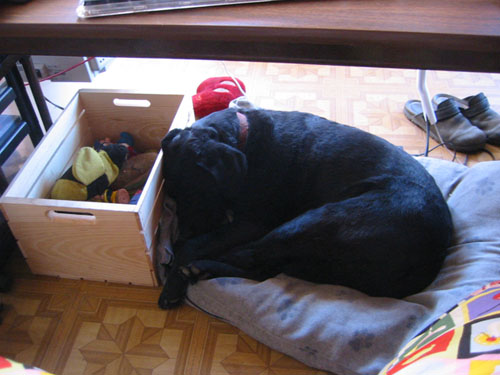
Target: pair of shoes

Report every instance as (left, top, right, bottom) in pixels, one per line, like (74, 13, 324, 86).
(433, 93, 500, 146)
(404, 96, 487, 153)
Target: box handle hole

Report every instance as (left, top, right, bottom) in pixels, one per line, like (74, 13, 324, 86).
(47, 210, 96, 224)
(113, 98, 151, 108)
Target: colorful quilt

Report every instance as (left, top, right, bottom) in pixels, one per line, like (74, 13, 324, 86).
(0, 356, 54, 375)
(380, 281, 500, 375)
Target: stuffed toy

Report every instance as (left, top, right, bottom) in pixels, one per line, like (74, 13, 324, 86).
(192, 76, 246, 120)
(51, 132, 134, 203)
(111, 151, 158, 194)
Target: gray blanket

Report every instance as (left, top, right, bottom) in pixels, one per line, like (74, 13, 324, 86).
(157, 157, 500, 375)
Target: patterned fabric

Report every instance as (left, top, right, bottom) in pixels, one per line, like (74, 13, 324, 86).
(0, 356, 54, 374)
(380, 281, 500, 375)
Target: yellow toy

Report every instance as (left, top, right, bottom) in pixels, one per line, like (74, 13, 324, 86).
(51, 132, 133, 203)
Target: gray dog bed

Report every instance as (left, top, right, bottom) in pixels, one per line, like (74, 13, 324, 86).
(158, 157, 500, 375)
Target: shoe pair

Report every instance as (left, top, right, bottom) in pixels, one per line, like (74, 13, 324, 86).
(404, 93, 500, 153)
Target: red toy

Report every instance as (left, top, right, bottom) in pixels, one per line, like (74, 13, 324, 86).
(192, 76, 246, 120)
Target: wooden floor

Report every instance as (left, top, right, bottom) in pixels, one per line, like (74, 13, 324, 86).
(1, 59, 499, 374)
(1, 252, 327, 375)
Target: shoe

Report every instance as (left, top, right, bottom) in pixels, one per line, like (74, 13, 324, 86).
(433, 93, 500, 146)
(404, 99, 487, 153)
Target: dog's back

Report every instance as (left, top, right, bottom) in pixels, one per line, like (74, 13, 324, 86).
(239, 109, 449, 227)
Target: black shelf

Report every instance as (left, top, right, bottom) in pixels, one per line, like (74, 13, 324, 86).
(0, 114, 29, 165)
(1, 55, 52, 192)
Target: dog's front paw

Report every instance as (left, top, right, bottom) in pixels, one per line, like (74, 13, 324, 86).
(158, 268, 190, 309)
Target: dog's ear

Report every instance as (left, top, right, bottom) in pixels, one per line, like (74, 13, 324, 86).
(197, 143, 247, 197)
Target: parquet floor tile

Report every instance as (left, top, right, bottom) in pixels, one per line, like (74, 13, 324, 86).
(0, 268, 329, 374)
(1, 59, 499, 374)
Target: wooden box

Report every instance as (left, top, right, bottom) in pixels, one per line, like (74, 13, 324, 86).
(0, 89, 191, 286)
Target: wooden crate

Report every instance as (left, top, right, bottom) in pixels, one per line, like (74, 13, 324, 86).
(0, 89, 191, 286)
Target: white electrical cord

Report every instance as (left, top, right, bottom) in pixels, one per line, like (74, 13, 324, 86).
(417, 70, 456, 160)
(221, 62, 259, 110)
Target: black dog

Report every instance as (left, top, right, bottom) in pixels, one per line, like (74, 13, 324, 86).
(158, 108, 453, 309)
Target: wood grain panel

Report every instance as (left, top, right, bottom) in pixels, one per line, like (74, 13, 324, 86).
(4, 203, 153, 285)
(0, 0, 499, 71)
(79, 90, 184, 152)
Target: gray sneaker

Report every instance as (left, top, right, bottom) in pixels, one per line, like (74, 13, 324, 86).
(404, 98, 487, 153)
(433, 93, 500, 146)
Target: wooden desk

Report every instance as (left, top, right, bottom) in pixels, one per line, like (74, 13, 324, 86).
(0, 0, 499, 73)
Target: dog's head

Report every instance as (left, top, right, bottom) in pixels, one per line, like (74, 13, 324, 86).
(161, 111, 248, 239)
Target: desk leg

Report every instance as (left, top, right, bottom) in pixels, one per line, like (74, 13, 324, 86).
(19, 56, 52, 131)
(5, 67, 44, 146)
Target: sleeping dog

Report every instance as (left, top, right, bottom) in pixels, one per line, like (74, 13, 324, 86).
(158, 108, 453, 309)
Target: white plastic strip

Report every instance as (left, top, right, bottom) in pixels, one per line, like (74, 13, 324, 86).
(417, 70, 437, 125)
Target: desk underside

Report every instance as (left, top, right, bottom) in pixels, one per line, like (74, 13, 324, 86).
(0, 0, 499, 72)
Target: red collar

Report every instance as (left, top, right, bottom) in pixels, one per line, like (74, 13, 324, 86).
(236, 112, 249, 151)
